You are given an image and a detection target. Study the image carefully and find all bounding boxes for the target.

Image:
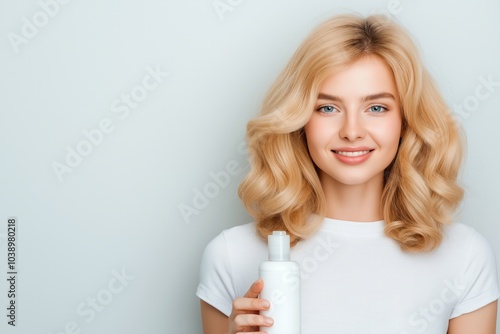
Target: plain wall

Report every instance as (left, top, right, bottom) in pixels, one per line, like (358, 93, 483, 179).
(0, 0, 499, 333)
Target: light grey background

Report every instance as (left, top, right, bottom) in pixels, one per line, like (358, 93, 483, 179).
(0, 0, 499, 333)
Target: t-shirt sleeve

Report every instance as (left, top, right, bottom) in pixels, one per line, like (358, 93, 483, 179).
(196, 231, 235, 317)
(450, 228, 500, 318)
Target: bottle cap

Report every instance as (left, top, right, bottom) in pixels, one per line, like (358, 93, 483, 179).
(268, 231, 290, 261)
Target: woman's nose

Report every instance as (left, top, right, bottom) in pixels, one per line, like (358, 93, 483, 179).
(338, 113, 366, 142)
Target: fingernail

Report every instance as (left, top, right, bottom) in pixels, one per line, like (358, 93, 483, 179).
(262, 300, 270, 308)
(264, 317, 274, 325)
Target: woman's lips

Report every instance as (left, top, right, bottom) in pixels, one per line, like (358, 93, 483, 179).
(331, 149, 374, 164)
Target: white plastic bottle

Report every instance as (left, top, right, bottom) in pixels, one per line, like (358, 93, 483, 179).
(259, 231, 301, 334)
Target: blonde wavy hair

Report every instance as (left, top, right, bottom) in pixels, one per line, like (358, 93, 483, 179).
(238, 14, 464, 252)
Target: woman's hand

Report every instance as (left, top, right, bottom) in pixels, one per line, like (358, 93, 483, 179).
(228, 279, 274, 333)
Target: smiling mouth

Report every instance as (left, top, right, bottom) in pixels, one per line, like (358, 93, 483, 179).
(332, 150, 374, 157)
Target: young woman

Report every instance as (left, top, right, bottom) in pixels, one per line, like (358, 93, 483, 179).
(196, 14, 500, 333)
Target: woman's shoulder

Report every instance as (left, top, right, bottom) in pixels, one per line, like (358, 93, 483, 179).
(442, 222, 491, 247)
(202, 222, 267, 260)
(222, 221, 260, 238)
(208, 221, 262, 245)
(440, 222, 496, 263)
(440, 223, 500, 318)
(197, 223, 264, 315)
(198, 222, 267, 306)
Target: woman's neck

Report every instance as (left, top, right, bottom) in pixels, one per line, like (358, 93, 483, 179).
(320, 173, 384, 222)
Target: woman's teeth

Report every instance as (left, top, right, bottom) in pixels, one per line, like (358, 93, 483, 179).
(334, 150, 370, 157)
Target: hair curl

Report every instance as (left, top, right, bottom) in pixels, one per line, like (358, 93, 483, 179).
(238, 14, 464, 252)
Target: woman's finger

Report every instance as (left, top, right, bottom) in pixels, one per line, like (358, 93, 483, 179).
(233, 313, 274, 328)
(243, 279, 264, 298)
(232, 297, 269, 312)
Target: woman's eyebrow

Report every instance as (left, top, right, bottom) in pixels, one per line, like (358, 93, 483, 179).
(317, 92, 395, 102)
(361, 92, 395, 102)
(317, 93, 342, 102)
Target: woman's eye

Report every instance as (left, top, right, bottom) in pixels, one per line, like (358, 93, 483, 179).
(317, 105, 337, 113)
(368, 105, 387, 113)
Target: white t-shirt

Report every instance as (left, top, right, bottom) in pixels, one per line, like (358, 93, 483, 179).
(196, 218, 500, 333)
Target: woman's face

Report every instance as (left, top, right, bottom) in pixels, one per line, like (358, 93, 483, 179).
(304, 55, 402, 188)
